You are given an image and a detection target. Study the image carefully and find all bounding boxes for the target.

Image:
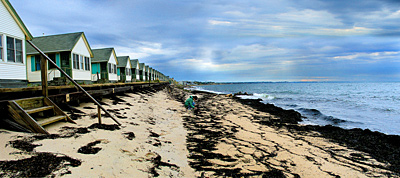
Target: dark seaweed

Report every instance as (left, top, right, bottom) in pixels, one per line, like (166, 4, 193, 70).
(123, 132, 136, 140)
(78, 140, 102, 154)
(0, 152, 81, 177)
(88, 123, 120, 131)
(7, 139, 41, 152)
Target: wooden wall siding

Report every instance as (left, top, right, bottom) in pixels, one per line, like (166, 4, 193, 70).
(0, 1, 27, 80)
(27, 54, 62, 82)
(71, 37, 91, 81)
(108, 53, 118, 81)
(125, 61, 131, 81)
(0, 2, 24, 39)
(136, 64, 140, 80)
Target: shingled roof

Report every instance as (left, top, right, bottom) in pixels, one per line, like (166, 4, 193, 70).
(130, 59, 139, 68)
(139, 63, 145, 70)
(26, 32, 91, 55)
(91, 48, 114, 63)
(117, 56, 129, 68)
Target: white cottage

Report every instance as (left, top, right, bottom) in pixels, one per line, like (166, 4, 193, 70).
(117, 56, 132, 82)
(91, 48, 118, 83)
(130, 59, 140, 81)
(26, 32, 93, 83)
(0, 0, 33, 87)
(139, 63, 146, 81)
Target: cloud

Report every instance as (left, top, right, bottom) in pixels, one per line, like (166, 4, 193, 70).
(332, 51, 399, 62)
(276, 9, 342, 27)
(11, 0, 400, 82)
(208, 20, 233, 25)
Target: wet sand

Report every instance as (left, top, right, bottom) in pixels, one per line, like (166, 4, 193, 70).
(0, 86, 399, 177)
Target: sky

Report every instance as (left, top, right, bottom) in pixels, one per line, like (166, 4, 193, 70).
(11, 0, 400, 82)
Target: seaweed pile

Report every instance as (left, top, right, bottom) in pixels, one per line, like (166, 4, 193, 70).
(0, 152, 81, 177)
(1, 123, 120, 177)
(78, 140, 102, 154)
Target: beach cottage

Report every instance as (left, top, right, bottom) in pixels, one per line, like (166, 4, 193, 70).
(139, 63, 145, 81)
(91, 48, 118, 83)
(26, 32, 93, 84)
(151, 68, 155, 81)
(117, 56, 131, 83)
(145, 65, 149, 81)
(130, 59, 140, 81)
(156, 70, 160, 80)
(149, 67, 153, 81)
(0, 0, 33, 87)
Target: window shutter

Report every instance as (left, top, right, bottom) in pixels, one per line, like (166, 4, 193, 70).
(56, 53, 60, 67)
(31, 56, 35, 71)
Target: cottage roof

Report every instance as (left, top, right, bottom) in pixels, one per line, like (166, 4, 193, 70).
(130, 59, 139, 68)
(1, 0, 33, 40)
(26, 32, 93, 57)
(117, 56, 129, 67)
(139, 63, 145, 70)
(92, 48, 118, 64)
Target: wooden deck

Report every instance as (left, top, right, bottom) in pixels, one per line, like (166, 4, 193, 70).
(0, 82, 167, 101)
(0, 82, 168, 114)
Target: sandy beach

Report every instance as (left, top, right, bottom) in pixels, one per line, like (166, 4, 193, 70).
(0, 86, 399, 177)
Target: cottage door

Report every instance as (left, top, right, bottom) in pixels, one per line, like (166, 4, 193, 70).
(60, 52, 72, 77)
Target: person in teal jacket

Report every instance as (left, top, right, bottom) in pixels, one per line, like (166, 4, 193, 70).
(185, 95, 198, 110)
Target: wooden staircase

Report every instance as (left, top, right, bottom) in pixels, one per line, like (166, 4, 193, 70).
(8, 96, 75, 134)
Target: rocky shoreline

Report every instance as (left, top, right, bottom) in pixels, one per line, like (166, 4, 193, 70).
(173, 87, 400, 177)
(231, 94, 400, 174)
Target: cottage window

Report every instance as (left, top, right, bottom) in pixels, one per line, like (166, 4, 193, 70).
(114, 64, 117, 74)
(48, 53, 57, 69)
(33, 55, 41, 71)
(6, 37, 23, 63)
(108, 63, 112, 73)
(126, 68, 130, 76)
(80, 55, 84, 70)
(73, 54, 79, 69)
(15, 39, 22, 63)
(84, 57, 90, 71)
(6, 37, 14, 62)
(0, 35, 3, 61)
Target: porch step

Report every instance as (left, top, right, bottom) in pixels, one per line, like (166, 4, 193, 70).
(37, 115, 67, 126)
(26, 106, 54, 114)
(14, 96, 44, 110)
(8, 97, 75, 134)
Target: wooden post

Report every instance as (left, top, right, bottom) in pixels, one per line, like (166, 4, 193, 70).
(27, 40, 121, 126)
(41, 55, 48, 97)
(97, 105, 102, 124)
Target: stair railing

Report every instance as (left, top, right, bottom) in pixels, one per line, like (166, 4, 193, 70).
(27, 40, 121, 126)
(48, 69, 56, 80)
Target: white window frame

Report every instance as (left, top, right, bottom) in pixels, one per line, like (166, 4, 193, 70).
(0, 34, 3, 61)
(84, 57, 90, 71)
(79, 55, 84, 70)
(6, 36, 23, 63)
(73, 53, 79, 69)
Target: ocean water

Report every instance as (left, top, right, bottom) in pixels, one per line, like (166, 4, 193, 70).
(192, 82, 400, 135)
